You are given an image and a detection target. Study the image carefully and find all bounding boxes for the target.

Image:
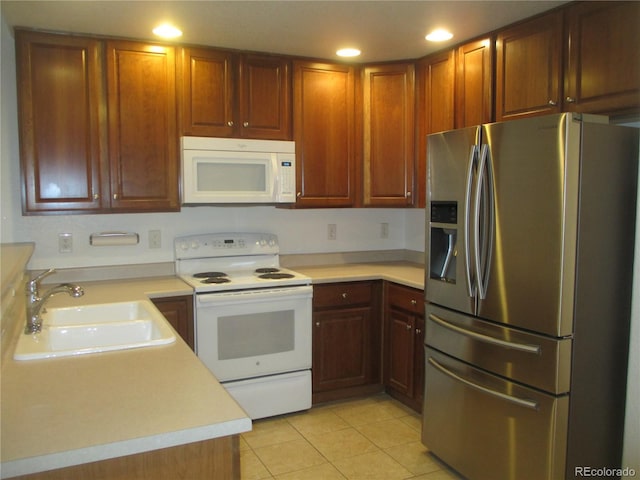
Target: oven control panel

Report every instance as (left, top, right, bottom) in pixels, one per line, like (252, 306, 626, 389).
(175, 233, 279, 259)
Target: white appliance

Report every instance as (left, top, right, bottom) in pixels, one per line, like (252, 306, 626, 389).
(181, 137, 296, 204)
(175, 233, 312, 419)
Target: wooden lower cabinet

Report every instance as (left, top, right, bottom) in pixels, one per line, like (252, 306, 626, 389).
(311, 281, 383, 403)
(383, 282, 425, 412)
(11, 435, 239, 480)
(151, 295, 194, 350)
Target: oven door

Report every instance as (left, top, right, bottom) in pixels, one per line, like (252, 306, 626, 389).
(195, 285, 312, 381)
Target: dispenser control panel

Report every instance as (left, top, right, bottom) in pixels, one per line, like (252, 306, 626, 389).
(431, 202, 457, 224)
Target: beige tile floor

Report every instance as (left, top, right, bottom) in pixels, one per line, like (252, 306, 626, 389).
(240, 393, 463, 480)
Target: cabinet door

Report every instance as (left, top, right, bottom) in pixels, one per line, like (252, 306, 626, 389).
(413, 315, 425, 409)
(416, 50, 455, 208)
(106, 41, 179, 211)
(312, 308, 372, 392)
(16, 31, 106, 214)
(456, 37, 494, 128)
(565, 1, 640, 114)
(293, 61, 356, 207)
(179, 47, 235, 137)
(151, 296, 195, 350)
(495, 11, 563, 121)
(239, 54, 291, 139)
(363, 63, 415, 207)
(385, 308, 415, 396)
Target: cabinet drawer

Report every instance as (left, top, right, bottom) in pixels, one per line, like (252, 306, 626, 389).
(313, 282, 373, 309)
(386, 283, 424, 315)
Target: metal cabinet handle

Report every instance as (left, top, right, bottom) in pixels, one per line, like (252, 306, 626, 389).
(410, 299, 417, 306)
(406, 323, 412, 330)
(93, 193, 99, 200)
(341, 293, 348, 299)
(429, 313, 541, 354)
(428, 357, 539, 410)
(297, 192, 302, 197)
(243, 121, 249, 127)
(565, 96, 576, 103)
(113, 193, 118, 200)
(406, 191, 412, 197)
(315, 322, 320, 327)
(227, 121, 234, 127)
(415, 328, 422, 335)
(548, 100, 557, 106)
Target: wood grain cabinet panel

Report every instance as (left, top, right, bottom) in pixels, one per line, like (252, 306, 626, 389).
(106, 40, 179, 212)
(17, 31, 179, 214)
(312, 281, 382, 403)
(564, 1, 640, 115)
(16, 31, 106, 214)
(180, 48, 291, 139)
(495, 10, 563, 121)
(455, 37, 494, 128)
(151, 295, 194, 350)
(384, 282, 425, 412)
(362, 63, 415, 207)
(293, 61, 356, 207)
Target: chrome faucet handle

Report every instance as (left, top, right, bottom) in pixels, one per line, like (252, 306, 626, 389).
(26, 268, 56, 294)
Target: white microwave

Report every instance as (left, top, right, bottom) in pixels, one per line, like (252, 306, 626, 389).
(181, 137, 296, 204)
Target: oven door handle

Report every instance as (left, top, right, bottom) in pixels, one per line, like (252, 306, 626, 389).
(197, 285, 313, 306)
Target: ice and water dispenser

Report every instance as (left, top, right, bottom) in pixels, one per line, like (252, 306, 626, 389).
(430, 202, 457, 283)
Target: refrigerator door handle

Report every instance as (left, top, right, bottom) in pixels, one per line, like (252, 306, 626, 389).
(464, 145, 478, 297)
(428, 357, 539, 410)
(474, 143, 495, 300)
(428, 313, 541, 354)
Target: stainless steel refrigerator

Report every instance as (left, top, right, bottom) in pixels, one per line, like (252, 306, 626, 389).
(423, 113, 639, 480)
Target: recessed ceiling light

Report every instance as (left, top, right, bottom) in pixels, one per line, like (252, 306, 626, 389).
(336, 48, 361, 58)
(425, 29, 453, 42)
(153, 23, 183, 39)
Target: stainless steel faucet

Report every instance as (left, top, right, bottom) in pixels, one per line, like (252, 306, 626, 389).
(25, 268, 84, 334)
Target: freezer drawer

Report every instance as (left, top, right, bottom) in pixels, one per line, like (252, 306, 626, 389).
(426, 303, 571, 394)
(422, 348, 569, 480)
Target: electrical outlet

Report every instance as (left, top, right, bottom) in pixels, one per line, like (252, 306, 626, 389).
(149, 230, 162, 249)
(380, 222, 389, 239)
(328, 224, 337, 240)
(58, 233, 73, 253)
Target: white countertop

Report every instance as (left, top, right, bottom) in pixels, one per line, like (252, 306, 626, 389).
(0, 277, 251, 479)
(292, 261, 425, 290)
(0, 260, 424, 478)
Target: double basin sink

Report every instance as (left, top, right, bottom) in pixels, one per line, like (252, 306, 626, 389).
(14, 300, 176, 361)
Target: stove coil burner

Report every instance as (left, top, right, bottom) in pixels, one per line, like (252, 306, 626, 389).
(258, 273, 295, 280)
(193, 272, 230, 284)
(255, 268, 280, 274)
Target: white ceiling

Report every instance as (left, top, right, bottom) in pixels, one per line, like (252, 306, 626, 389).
(1, 1, 567, 63)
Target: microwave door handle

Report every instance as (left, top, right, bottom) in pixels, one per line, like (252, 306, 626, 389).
(271, 154, 279, 200)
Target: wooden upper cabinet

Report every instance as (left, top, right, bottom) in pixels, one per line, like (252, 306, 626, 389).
(416, 50, 455, 208)
(239, 54, 292, 139)
(456, 38, 494, 128)
(362, 63, 415, 207)
(293, 61, 356, 207)
(564, 1, 640, 115)
(495, 10, 563, 121)
(17, 31, 106, 214)
(179, 48, 291, 139)
(106, 40, 179, 212)
(179, 47, 235, 137)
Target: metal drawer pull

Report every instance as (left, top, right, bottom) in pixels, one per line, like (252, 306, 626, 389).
(428, 313, 541, 354)
(341, 293, 348, 299)
(428, 357, 539, 410)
